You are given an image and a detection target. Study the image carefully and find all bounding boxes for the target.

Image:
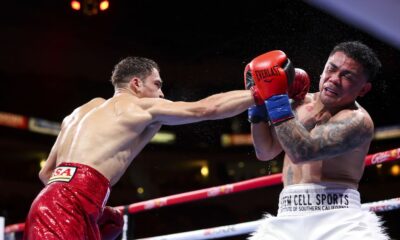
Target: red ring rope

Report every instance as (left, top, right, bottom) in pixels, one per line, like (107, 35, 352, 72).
(120, 147, 400, 214)
(5, 147, 400, 234)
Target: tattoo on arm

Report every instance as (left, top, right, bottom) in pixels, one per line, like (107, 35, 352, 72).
(276, 112, 373, 162)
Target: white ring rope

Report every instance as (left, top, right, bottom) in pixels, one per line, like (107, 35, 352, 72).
(136, 197, 400, 240)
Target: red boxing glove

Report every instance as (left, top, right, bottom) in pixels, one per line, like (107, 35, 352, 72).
(244, 63, 264, 105)
(246, 50, 295, 101)
(98, 206, 124, 240)
(289, 68, 310, 101)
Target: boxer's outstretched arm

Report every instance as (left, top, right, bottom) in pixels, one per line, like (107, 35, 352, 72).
(149, 90, 254, 125)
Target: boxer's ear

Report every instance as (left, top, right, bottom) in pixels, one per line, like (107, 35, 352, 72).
(358, 82, 371, 97)
(129, 77, 142, 94)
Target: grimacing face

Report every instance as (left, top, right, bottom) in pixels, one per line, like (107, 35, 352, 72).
(318, 51, 371, 108)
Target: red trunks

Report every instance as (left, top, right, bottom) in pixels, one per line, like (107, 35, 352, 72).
(24, 162, 110, 240)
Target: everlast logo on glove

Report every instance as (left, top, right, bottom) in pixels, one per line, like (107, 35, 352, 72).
(254, 66, 281, 83)
(48, 166, 77, 184)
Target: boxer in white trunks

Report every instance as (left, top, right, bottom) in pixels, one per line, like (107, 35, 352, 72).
(246, 41, 389, 240)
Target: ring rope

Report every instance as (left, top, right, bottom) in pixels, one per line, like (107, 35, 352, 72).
(4, 147, 400, 234)
(118, 147, 400, 214)
(136, 197, 400, 240)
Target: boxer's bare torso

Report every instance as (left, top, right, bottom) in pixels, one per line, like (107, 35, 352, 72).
(281, 93, 373, 189)
(39, 68, 255, 186)
(252, 51, 375, 190)
(52, 95, 162, 186)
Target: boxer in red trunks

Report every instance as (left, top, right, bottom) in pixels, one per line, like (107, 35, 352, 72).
(24, 57, 259, 240)
(24, 162, 112, 239)
(24, 55, 308, 239)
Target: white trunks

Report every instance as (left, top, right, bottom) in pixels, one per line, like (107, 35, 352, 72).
(248, 183, 389, 240)
(277, 182, 361, 217)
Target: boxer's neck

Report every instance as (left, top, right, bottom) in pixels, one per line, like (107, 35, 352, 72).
(114, 87, 137, 97)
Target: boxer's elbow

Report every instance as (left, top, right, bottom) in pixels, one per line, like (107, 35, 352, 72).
(253, 138, 282, 161)
(255, 148, 282, 161)
(255, 151, 275, 161)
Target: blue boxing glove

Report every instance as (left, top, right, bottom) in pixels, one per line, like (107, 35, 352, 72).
(248, 104, 269, 123)
(264, 95, 293, 124)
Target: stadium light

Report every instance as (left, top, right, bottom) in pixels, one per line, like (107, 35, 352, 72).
(70, 0, 110, 15)
(99, 0, 109, 11)
(70, 0, 81, 11)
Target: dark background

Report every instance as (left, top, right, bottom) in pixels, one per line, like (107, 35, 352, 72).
(1, 0, 399, 239)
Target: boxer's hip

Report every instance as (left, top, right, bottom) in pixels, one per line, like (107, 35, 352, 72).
(46, 162, 111, 209)
(24, 163, 111, 239)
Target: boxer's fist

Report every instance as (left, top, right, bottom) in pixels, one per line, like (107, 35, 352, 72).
(244, 63, 255, 90)
(245, 63, 269, 122)
(98, 206, 124, 240)
(246, 50, 295, 101)
(244, 64, 264, 105)
(289, 68, 310, 101)
(246, 50, 295, 124)
(247, 68, 310, 123)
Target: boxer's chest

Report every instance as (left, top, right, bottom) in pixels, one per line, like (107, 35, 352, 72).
(295, 102, 332, 131)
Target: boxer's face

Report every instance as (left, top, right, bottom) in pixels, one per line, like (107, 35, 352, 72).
(319, 51, 371, 107)
(139, 68, 164, 98)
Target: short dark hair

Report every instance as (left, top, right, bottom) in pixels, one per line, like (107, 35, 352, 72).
(111, 57, 160, 87)
(330, 41, 381, 82)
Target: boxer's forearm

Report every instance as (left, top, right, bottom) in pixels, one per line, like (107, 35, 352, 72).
(153, 90, 254, 126)
(203, 90, 254, 119)
(274, 111, 373, 163)
(251, 123, 282, 161)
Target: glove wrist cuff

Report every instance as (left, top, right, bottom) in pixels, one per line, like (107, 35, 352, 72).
(248, 105, 269, 123)
(265, 94, 294, 124)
